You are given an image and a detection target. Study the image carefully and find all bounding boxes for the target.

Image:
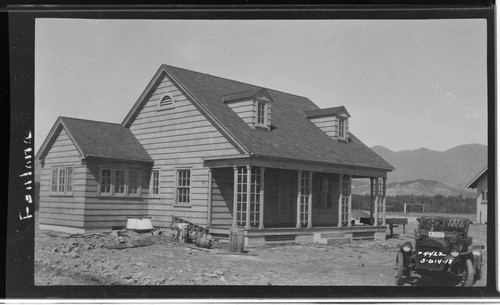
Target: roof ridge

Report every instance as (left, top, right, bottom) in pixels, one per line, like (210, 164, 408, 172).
(60, 116, 122, 126)
(162, 64, 313, 101)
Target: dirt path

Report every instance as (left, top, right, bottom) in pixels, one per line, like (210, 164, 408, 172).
(34, 213, 487, 286)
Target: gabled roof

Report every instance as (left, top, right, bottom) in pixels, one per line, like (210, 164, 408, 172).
(36, 117, 153, 163)
(222, 88, 272, 103)
(305, 106, 351, 119)
(465, 166, 488, 189)
(123, 65, 394, 171)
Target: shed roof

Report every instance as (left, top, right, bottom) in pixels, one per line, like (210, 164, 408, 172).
(124, 65, 393, 171)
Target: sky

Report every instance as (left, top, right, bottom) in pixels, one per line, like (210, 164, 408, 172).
(35, 19, 487, 154)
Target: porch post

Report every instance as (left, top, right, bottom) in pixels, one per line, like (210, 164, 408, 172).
(338, 174, 343, 228)
(232, 166, 238, 228)
(296, 170, 302, 228)
(347, 175, 352, 227)
(374, 178, 379, 226)
(307, 171, 313, 228)
(259, 167, 265, 229)
(207, 168, 213, 227)
(369, 178, 374, 224)
(246, 165, 252, 230)
(382, 177, 387, 226)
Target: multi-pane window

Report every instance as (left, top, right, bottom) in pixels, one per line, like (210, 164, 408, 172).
(151, 169, 160, 195)
(100, 169, 112, 194)
(236, 167, 248, 226)
(318, 177, 330, 207)
(128, 170, 140, 195)
(341, 175, 351, 226)
(114, 169, 126, 194)
(250, 167, 262, 227)
(51, 166, 74, 195)
(257, 101, 266, 126)
(300, 171, 311, 227)
(176, 169, 191, 204)
(99, 167, 141, 197)
(338, 118, 346, 138)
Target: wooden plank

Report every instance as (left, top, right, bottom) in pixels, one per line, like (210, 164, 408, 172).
(39, 213, 85, 221)
(39, 217, 84, 227)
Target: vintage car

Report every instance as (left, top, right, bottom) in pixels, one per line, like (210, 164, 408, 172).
(395, 216, 483, 286)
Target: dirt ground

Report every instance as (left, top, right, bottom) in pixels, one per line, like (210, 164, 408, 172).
(34, 211, 487, 286)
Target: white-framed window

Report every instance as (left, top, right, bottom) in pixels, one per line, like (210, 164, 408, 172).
(158, 93, 174, 110)
(176, 169, 191, 204)
(481, 190, 488, 202)
(338, 117, 348, 139)
(255, 99, 269, 128)
(51, 166, 74, 196)
(150, 169, 160, 196)
(98, 167, 141, 197)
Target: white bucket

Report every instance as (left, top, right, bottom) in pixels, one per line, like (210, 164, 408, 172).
(135, 218, 153, 231)
(126, 218, 138, 230)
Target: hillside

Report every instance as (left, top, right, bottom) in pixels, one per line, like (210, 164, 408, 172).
(371, 144, 487, 188)
(352, 179, 476, 198)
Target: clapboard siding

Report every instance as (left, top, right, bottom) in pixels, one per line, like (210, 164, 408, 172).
(226, 99, 254, 126)
(128, 75, 241, 227)
(310, 116, 338, 139)
(82, 160, 149, 230)
(38, 127, 87, 230)
(210, 167, 234, 226)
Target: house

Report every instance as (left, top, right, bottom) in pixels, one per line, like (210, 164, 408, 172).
(35, 65, 394, 246)
(465, 166, 488, 224)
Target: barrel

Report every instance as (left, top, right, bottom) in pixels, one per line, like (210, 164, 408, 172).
(195, 236, 213, 249)
(229, 229, 238, 252)
(237, 228, 245, 253)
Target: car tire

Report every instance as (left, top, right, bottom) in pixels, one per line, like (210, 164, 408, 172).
(462, 259, 475, 287)
(395, 252, 405, 286)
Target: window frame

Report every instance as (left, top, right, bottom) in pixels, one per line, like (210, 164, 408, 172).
(98, 166, 142, 197)
(150, 168, 161, 197)
(175, 168, 192, 205)
(338, 117, 348, 140)
(158, 93, 175, 110)
(50, 165, 75, 196)
(255, 99, 269, 129)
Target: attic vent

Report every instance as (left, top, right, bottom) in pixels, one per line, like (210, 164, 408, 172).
(158, 94, 174, 110)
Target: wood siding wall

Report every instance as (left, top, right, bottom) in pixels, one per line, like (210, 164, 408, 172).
(210, 167, 234, 227)
(128, 75, 241, 227)
(310, 116, 337, 138)
(38, 127, 86, 230)
(226, 99, 255, 127)
(83, 160, 150, 230)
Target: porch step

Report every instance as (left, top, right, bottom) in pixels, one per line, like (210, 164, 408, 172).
(319, 232, 345, 239)
(326, 237, 351, 245)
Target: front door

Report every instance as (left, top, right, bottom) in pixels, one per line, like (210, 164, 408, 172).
(277, 170, 296, 225)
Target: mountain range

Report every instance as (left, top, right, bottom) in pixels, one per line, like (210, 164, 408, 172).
(352, 144, 487, 198)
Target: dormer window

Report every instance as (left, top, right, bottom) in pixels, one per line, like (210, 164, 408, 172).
(338, 117, 347, 139)
(305, 106, 350, 141)
(158, 93, 174, 110)
(256, 100, 268, 127)
(223, 88, 272, 130)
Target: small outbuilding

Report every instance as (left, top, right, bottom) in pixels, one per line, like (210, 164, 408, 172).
(465, 166, 488, 224)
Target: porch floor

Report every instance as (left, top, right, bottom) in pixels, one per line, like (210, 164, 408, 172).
(208, 225, 387, 247)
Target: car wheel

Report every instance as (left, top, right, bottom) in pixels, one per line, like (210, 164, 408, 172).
(461, 259, 475, 287)
(395, 252, 405, 286)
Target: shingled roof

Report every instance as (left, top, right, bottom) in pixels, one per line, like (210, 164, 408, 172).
(38, 117, 153, 163)
(128, 65, 393, 171)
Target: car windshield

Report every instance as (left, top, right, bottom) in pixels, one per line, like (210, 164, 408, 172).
(419, 216, 469, 233)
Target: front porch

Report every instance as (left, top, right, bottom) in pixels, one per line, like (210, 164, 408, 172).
(204, 155, 390, 246)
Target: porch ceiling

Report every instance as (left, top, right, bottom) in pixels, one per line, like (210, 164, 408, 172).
(203, 155, 388, 178)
